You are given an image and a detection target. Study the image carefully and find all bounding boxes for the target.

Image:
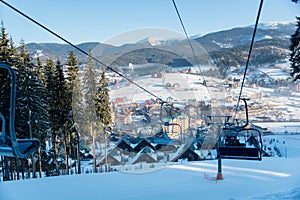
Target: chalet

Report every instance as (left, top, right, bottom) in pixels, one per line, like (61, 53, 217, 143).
(96, 130, 220, 169)
(114, 137, 134, 153)
(99, 154, 121, 166)
(172, 146, 200, 162)
(133, 138, 155, 152)
(131, 146, 157, 164)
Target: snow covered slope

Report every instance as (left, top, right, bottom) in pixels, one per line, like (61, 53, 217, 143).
(1, 135, 299, 200)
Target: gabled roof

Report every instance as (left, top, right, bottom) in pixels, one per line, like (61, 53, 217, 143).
(131, 147, 157, 164)
(134, 138, 155, 152)
(115, 136, 134, 152)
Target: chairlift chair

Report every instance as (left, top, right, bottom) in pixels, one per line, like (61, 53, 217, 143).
(217, 98, 263, 161)
(218, 127, 263, 160)
(0, 62, 40, 158)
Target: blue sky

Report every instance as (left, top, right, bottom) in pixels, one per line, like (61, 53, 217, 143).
(0, 0, 299, 45)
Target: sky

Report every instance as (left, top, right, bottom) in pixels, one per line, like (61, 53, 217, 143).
(0, 0, 299, 45)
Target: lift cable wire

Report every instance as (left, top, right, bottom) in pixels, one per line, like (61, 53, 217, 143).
(172, 0, 200, 67)
(171, 0, 211, 95)
(233, 0, 264, 120)
(0, 0, 163, 101)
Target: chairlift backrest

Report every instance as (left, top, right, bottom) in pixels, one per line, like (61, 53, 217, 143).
(216, 98, 263, 161)
(0, 62, 40, 158)
(218, 127, 263, 160)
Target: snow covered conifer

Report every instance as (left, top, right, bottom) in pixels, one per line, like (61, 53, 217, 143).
(290, 17, 300, 81)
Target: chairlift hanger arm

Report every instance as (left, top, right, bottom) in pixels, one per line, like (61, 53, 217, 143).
(234, 0, 264, 120)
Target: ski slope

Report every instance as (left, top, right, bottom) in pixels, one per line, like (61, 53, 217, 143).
(1, 134, 300, 200)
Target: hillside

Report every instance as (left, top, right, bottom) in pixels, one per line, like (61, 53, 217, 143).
(25, 21, 295, 69)
(26, 42, 101, 64)
(1, 134, 300, 200)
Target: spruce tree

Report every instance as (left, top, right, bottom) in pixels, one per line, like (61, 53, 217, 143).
(71, 73, 83, 174)
(66, 50, 79, 86)
(36, 57, 46, 85)
(95, 71, 112, 131)
(44, 58, 59, 175)
(0, 23, 19, 181)
(54, 60, 71, 174)
(0, 22, 18, 131)
(83, 50, 98, 172)
(0, 21, 10, 63)
(66, 50, 81, 173)
(95, 70, 112, 172)
(15, 40, 50, 178)
(54, 60, 68, 127)
(290, 1, 300, 80)
(290, 17, 300, 81)
(15, 40, 31, 138)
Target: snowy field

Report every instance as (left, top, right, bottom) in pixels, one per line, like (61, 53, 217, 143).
(1, 134, 300, 200)
(110, 72, 300, 122)
(110, 73, 211, 103)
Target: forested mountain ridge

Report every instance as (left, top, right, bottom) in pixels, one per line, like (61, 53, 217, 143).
(25, 21, 294, 68)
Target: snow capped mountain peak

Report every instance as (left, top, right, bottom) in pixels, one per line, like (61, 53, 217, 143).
(250, 20, 296, 30)
(137, 36, 183, 46)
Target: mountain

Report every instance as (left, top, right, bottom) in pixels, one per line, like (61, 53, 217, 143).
(194, 21, 295, 52)
(136, 36, 184, 46)
(25, 21, 296, 68)
(26, 42, 102, 63)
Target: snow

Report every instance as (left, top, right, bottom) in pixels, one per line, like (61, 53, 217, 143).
(136, 36, 184, 46)
(1, 134, 300, 200)
(258, 67, 290, 81)
(110, 72, 211, 103)
(252, 21, 295, 30)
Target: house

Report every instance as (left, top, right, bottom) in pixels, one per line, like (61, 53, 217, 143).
(133, 138, 155, 152)
(172, 147, 201, 162)
(99, 154, 121, 166)
(115, 114, 132, 125)
(163, 114, 189, 138)
(114, 136, 134, 153)
(131, 146, 157, 164)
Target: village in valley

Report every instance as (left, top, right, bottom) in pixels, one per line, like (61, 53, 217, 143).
(79, 58, 300, 171)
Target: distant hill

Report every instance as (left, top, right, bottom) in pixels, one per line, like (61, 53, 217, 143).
(194, 21, 294, 51)
(25, 21, 296, 71)
(26, 42, 101, 64)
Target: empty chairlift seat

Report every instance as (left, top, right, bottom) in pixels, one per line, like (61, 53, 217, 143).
(0, 62, 40, 158)
(218, 128, 263, 160)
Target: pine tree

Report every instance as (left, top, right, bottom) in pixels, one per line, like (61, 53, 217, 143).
(54, 60, 72, 174)
(0, 21, 10, 63)
(290, 0, 300, 80)
(83, 50, 98, 172)
(290, 17, 300, 81)
(0, 22, 18, 131)
(36, 57, 46, 85)
(65, 50, 81, 174)
(15, 40, 31, 138)
(0, 22, 19, 181)
(66, 50, 79, 87)
(44, 58, 59, 175)
(95, 70, 112, 172)
(71, 73, 83, 174)
(66, 50, 79, 113)
(53, 60, 70, 175)
(15, 40, 50, 178)
(95, 71, 112, 128)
